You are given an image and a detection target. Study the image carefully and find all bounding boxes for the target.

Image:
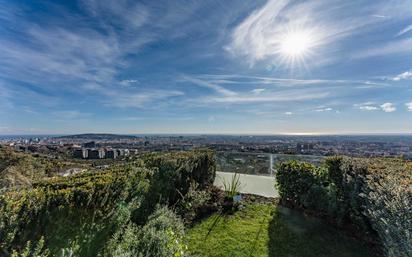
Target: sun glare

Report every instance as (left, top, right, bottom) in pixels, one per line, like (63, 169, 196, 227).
(280, 31, 312, 57)
(276, 29, 319, 71)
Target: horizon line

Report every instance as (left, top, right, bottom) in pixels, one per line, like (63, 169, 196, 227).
(1, 132, 412, 137)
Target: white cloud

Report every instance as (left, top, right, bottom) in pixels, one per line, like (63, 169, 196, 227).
(0, 1, 207, 110)
(203, 90, 329, 104)
(355, 102, 398, 112)
(192, 74, 388, 90)
(315, 107, 333, 112)
(371, 14, 388, 18)
(355, 103, 379, 111)
(380, 102, 396, 112)
(284, 112, 293, 115)
(353, 37, 412, 59)
(105, 90, 184, 108)
(406, 102, 412, 111)
(251, 88, 265, 94)
(392, 70, 412, 81)
(226, 0, 386, 66)
(120, 79, 139, 86)
(181, 76, 237, 97)
(360, 106, 378, 111)
(397, 24, 412, 37)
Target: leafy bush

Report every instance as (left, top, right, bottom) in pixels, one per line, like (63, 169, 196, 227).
(276, 161, 317, 205)
(276, 157, 412, 257)
(142, 149, 216, 199)
(176, 182, 211, 222)
(105, 206, 186, 257)
(0, 165, 151, 255)
(10, 237, 49, 257)
(0, 150, 215, 256)
(135, 149, 216, 221)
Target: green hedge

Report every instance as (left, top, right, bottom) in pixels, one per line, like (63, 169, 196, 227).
(138, 149, 216, 216)
(0, 166, 151, 255)
(0, 150, 216, 256)
(276, 157, 412, 257)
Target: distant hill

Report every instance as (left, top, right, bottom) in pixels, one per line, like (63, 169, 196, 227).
(55, 133, 137, 140)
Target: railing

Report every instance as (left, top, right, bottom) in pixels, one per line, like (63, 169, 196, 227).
(215, 151, 325, 176)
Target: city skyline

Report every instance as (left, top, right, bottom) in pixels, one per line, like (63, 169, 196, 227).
(1, 0, 412, 134)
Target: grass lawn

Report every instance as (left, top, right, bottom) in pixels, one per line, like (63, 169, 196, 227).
(186, 203, 375, 257)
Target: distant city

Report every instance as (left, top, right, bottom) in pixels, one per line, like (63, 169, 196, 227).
(1, 133, 412, 160)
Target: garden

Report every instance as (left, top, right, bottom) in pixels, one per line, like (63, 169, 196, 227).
(0, 147, 410, 257)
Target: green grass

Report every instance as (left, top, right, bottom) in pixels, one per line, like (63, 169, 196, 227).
(186, 203, 375, 257)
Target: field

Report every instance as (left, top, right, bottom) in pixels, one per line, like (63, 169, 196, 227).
(186, 203, 375, 257)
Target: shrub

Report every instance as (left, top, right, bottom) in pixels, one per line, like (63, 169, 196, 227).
(276, 157, 412, 257)
(0, 166, 151, 254)
(339, 158, 412, 257)
(276, 161, 320, 209)
(135, 149, 216, 221)
(176, 182, 211, 222)
(10, 237, 49, 257)
(0, 150, 215, 256)
(105, 206, 186, 257)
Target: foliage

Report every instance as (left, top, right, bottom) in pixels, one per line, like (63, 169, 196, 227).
(135, 149, 216, 220)
(223, 172, 241, 199)
(0, 149, 215, 257)
(186, 203, 374, 257)
(0, 146, 88, 189)
(105, 206, 186, 257)
(142, 149, 216, 199)
(10, 237, 49, 257)
(276, 157, 412, 257)
(0, 165, 150, 256)
(176, 182, 211, 222)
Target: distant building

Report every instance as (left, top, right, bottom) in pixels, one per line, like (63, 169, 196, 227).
(106, 149, 118, 159)
(296, 143, 314, 152)
(117, 149, 124, 156)
(73, 148, 88, 159)
(88, 148, 105, 159)
(83, 141, 96, 148)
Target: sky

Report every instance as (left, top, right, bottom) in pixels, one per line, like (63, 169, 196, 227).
(1, 0, 412, 135)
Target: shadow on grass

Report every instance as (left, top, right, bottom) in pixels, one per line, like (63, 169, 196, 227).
(205, 211, 224, 238)
(247, 211, 268, 257)
(268, 206, 376, 257)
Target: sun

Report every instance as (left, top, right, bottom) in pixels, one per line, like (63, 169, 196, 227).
(276, 29, 318, 71)
(280, 31, 313, 57)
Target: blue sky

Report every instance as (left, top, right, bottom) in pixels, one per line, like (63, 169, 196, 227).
(1, 0, 412, 135)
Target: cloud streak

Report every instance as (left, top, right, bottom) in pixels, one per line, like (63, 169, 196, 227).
(391, 70, 412, 81)
(226, 0, 387, 67)
(397, 24, 412, 37)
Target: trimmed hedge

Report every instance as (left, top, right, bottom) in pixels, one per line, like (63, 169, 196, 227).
(276, 157, 412, 257)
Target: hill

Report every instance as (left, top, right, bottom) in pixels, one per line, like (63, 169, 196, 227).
(55, 133, 137, 140)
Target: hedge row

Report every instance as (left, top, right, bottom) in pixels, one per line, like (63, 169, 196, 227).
(276, 157, 412, 257)
(0, 150, 216, 256)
